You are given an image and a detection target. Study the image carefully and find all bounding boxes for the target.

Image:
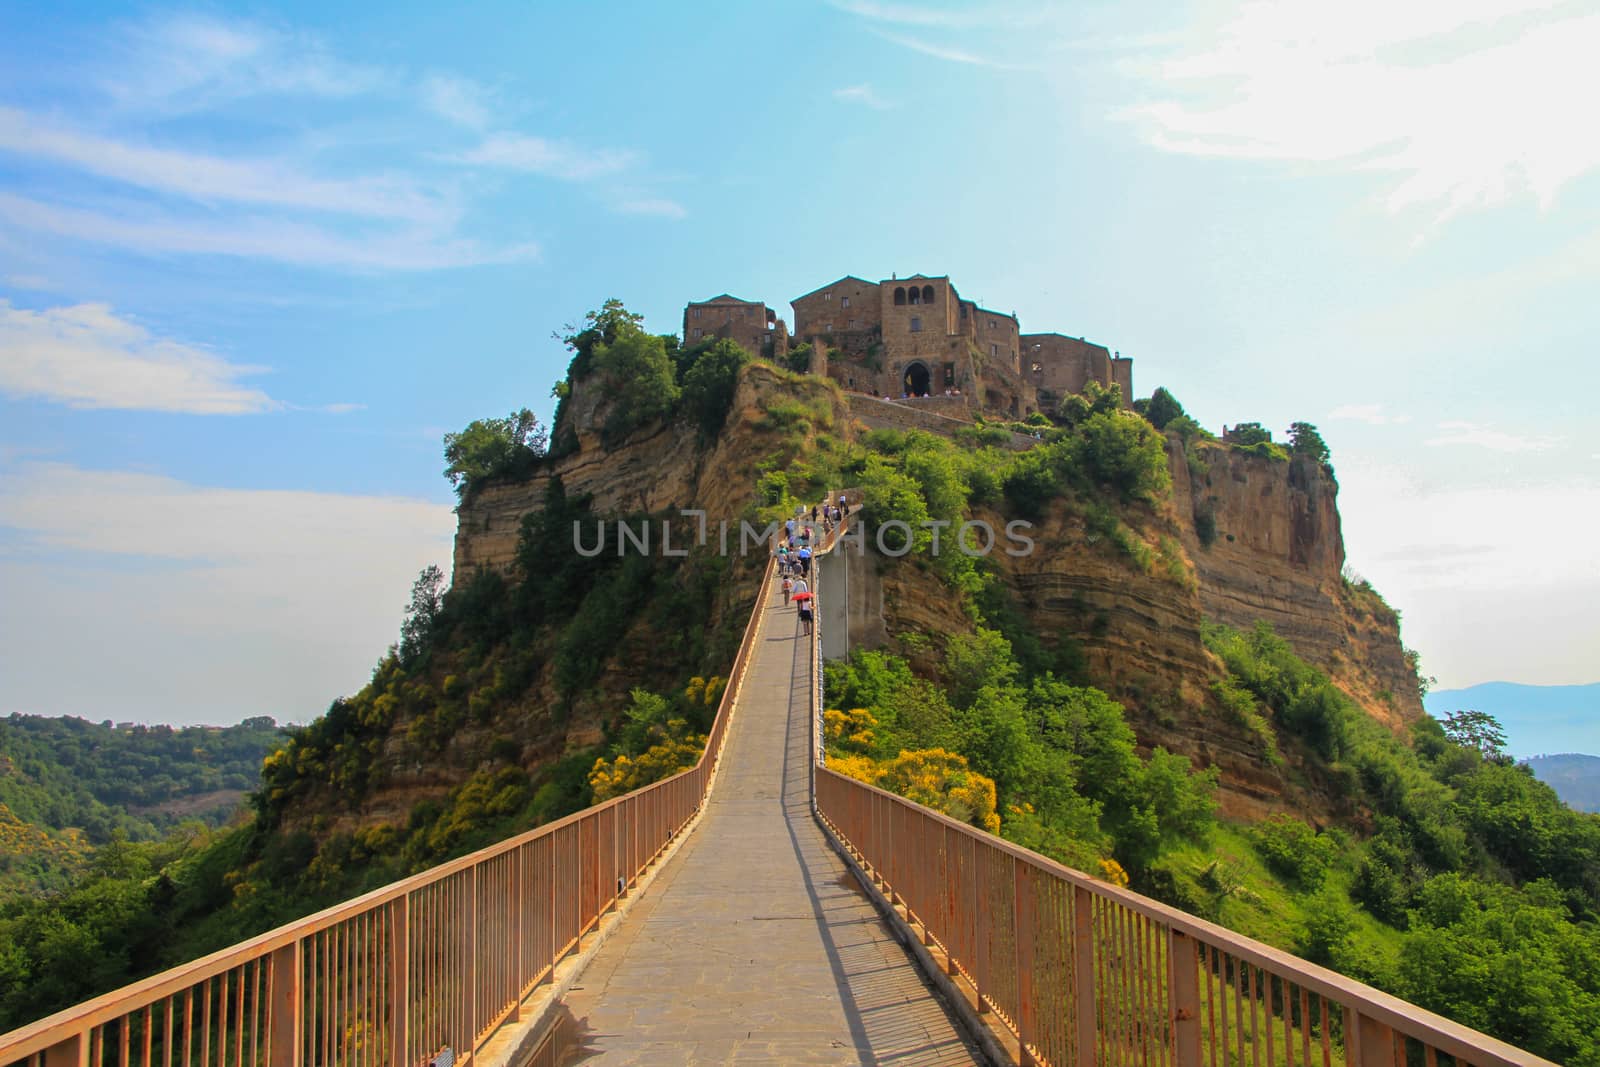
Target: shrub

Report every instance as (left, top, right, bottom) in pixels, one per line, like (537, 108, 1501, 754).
(1252, 814, 1339, 889)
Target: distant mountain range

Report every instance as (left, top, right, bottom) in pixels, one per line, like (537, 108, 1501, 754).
(1425, 681, 1600, 758)
(1523, 754, 1600, 813)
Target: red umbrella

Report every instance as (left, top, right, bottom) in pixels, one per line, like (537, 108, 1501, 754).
(792, 591, 813, 602)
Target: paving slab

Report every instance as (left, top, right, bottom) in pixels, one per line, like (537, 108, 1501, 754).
(555, 578, 982, 1065)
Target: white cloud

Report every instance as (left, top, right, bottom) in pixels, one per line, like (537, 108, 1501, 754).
(0, 193, 539, 272)
(0, 106, 450, 224)
(834, 83, 894, 109)
(421, 73, 493, 130)
(1425, 419, 1560, 452)
(614, 198, 687, 219)
(1117, 2, 1600, 221)
(1330, 403, 1412, 425)
(1338, 461, 1600, 685)
(0, 300, 274, 414)
(453, 133, 637, 181)
(0, 461, 455, 725)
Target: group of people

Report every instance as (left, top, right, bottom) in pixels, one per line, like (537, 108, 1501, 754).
(778, 493, 849, 635)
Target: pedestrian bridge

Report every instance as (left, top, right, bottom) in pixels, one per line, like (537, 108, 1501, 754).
(0, 517, 1554, 1067)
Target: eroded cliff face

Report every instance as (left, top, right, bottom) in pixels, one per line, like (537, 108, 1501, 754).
(454, 366, 839, 576)
(1170, 442, 1422, 727)
(444, 374, 1419, 826)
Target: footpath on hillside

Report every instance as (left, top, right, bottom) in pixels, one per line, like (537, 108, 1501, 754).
(553, 561, 982, 1065)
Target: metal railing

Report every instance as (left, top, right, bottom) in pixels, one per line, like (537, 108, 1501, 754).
(0, 557, 777, 1067)
(814, 775, 1560, 1067)
(805, 522, 1553, 1067)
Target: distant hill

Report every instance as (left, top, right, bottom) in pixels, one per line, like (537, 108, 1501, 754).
(1425, 681, 1600, 758)
(1523, 754, 1600, 813)
(0, 714, 286, 898)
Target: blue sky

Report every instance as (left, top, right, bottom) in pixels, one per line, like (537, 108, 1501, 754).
(2, 1, 1597, 728)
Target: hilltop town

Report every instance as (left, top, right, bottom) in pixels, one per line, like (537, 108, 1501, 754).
(684, 272, 1133, 420)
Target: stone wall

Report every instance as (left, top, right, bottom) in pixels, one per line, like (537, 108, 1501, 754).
(846, 394, 1036, 450)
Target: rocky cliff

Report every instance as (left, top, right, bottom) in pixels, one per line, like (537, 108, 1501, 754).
(450, 371, 1421, 822)
(1171, 442, 1422, 726)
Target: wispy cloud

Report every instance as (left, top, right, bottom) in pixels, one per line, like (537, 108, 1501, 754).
(871, 28, 1020, 68)
(1117, 2, 1600, 222)
(828, 0, 1054, 32)
(453, 133, 637, 181)
(0, 193, 538, 272)
(0, 299, 274, 414)
(1330, 403, 1411, 425)
(1425, 420, 1560, 453)
(0, 13, 661, 274)
(421, 73, 494, 130)
(3, 274, 50, 291)
(834, 83, 894, 109)
(0, 106, 450, 223)
(614, 198, 687, 219)
(102, 13, 389, 113)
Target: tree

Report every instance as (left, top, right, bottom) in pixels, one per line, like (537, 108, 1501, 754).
(590, 328, 680, 442)
(560, 299, 646, 380)
(1228, 422, 1272, 446)
(1075, 410, 1172, 503)
(679, 338, 749, 438)
(1441, 710, 1505, 760)
(1288, 421, 1333, 470)
(442, 409, 547, 497)
(399, 565, 446, 665)
(1143, 387, 1186, 431)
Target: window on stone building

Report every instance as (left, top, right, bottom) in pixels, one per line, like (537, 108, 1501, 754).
(991, 343, 998, 357)
(842, 296, 850, 308)
(693, 308, 701, 318)
(943, 362, 955, 386)
(692, 328, 702, 338)
(824, 292, 831, 301)
(909, 287, 922, 305)
(921, 285, 934, 303)
(1031, 361, 1042, 373)
(910, 316, 922, 332)
(894, 287, 907, 305)
(824, 323, 833, 333)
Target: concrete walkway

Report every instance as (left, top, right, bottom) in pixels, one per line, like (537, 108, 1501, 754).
(553, 575, 983, 1065)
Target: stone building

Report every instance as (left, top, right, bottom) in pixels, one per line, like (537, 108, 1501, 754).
(683, 272, 1131, 420)
(682, 294, 790, 362)
(788, 273, 1129, 418)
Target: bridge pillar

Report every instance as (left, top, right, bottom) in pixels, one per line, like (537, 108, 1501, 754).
(1072, 886, 1097, 1058)
(42, 1035, 86, 1067)
(268, 942, 301, 1067)
(1348, 1009, 1400, 1067)
(387, 897, 410, 1067)
(1167, 931, 1200, 1067)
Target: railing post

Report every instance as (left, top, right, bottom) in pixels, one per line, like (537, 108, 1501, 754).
(388, 896, 409, 1067)
(268, 940, 301, 1067)
(1015, 862, 1038, 1067)
(468, 865, 480, 1048)
(43, 1034, 87, 1067)
(1168, 930, 1200, 1067)
(1073, 885, 1097, 1059)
